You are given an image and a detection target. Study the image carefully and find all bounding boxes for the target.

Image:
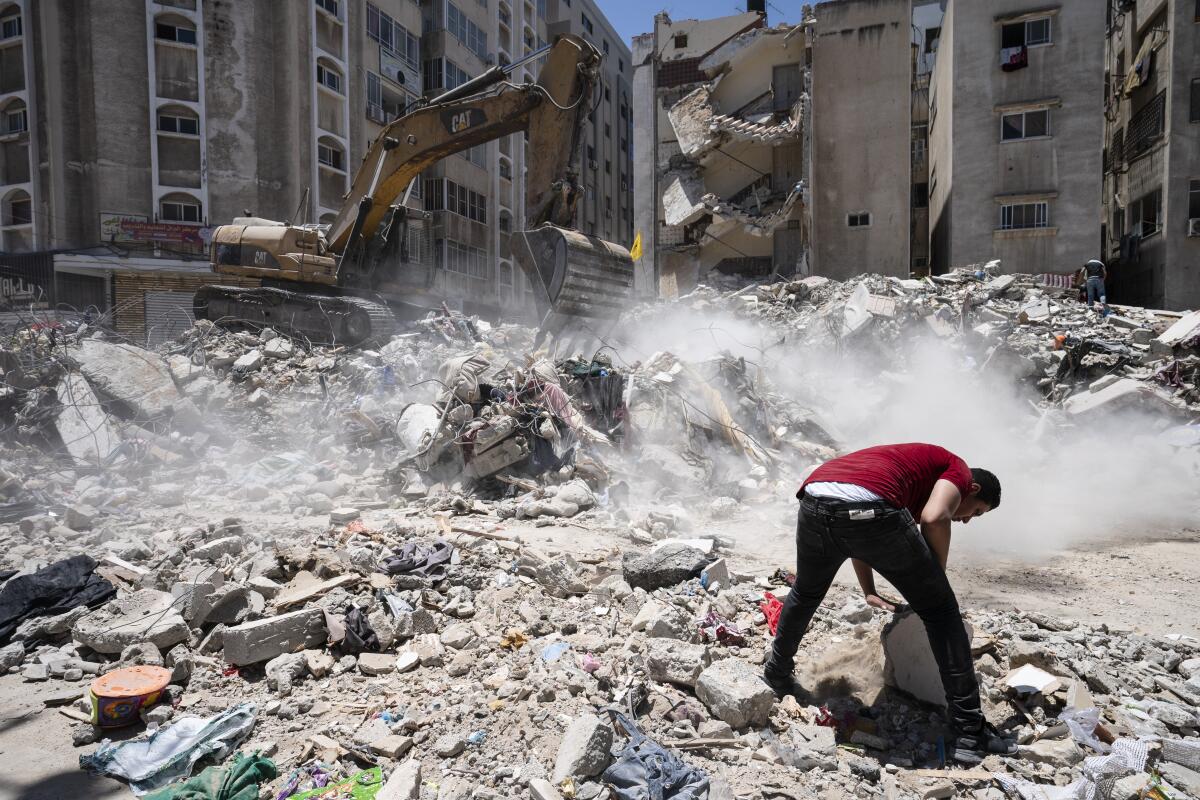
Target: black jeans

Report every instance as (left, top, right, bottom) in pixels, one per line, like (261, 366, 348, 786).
(765, 495, 984, 734)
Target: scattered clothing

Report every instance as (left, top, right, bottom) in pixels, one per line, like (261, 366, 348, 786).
(602, 711, 709, 800)
(760, 594, 784, 636)
(81, 703, 258, 795)
(0, 554, 115, 644)
(697, 610, 747, 647)
(1000, 45, 1027, 71)
(381, 540, 453, 579)
(143, 753, 277, 800)
(287, 767, 383, 800)
(341, 605, 380, 654)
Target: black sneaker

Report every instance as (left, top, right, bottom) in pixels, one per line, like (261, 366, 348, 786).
(952, 722, 1017, 765)
(762, 668, 805, 699)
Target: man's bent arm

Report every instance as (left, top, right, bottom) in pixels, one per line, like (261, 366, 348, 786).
(852, 559, 877, 596)
(919, 479, 962, 570)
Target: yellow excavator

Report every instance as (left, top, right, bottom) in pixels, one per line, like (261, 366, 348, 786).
(194, 35, 634, 345)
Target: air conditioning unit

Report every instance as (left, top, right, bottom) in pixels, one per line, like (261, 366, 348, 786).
(1188, 218, 1200, 238)
(366, 103, 387, 124)
(380, 47, 420, 92)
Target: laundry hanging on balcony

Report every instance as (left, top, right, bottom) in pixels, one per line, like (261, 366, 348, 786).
(1000, 45, 1028, 71)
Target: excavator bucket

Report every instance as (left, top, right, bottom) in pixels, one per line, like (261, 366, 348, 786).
(512, 224, 636, 321)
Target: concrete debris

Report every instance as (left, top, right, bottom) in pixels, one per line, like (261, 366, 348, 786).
(0, 264, 1196, 799)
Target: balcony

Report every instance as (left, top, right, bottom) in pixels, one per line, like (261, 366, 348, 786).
(1126, 91, 1165, 162)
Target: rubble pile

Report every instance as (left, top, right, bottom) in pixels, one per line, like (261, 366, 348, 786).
(662, 265, 1200, 418)
(3, 507, 1200, 799)
(0, 265, 1198, 799)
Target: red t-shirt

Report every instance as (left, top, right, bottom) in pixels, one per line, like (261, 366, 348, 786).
(799, 443, 973, 517)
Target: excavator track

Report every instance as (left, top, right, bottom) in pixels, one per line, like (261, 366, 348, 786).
(193, 285, 399, 347)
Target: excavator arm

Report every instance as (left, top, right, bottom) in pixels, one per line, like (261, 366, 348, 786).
(201, 34, 633, 345)
(328, 35, 596, 252)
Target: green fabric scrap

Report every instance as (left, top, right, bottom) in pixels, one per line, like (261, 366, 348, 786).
(144, 752, 277, 800)
(288, 767, 383, 800)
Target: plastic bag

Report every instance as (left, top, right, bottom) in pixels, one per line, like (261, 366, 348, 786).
(1058, 706, 1110, 754)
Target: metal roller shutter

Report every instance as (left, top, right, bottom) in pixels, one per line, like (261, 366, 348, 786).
(143, 291, 195, 346)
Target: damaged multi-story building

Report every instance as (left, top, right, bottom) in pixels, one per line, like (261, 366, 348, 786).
(1100, 0, 1200, 311)
(631, 5, 810, 296)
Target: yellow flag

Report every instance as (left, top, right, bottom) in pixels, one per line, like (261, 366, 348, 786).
(630, 231, 643, 261)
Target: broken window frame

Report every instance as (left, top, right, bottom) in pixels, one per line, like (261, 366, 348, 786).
(1129, 188, 1162, 238)
(999, 201, 1048, 230)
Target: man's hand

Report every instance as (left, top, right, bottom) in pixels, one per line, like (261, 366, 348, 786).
(864, 593, 899, 612)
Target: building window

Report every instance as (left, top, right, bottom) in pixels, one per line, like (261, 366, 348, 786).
(581, 13, 593, 34)
(499, 159, 511, 180)
(445, 240, 488, 279)
(1191, 78, 1200, 123)
(847, 212, 871, 227)
(673, 33, 687, 49)
(499, 213, 511, 233)
(2, 107, 27, 135)
(911, 125, 927, 161)
(367, 3, 419, 67)
(619, 59, 624, 74)
(3, 193, 31, 226)
(316, 0, 339, 18)
(447, 3, 487, 59)
(999, 201, 1048, 230)
(1129, 188, 1162, 237)
(604, 159, 611, 174)
(0, 9, 21, 40)
(155, 21, 197, 45)
(157, 112, 198, 136)
(604, 123, 611, 139)
(161, 198, 202, 223)
(912, 183, 929, 209)
(318, 142, 344, 171)
(602, 39, 609, 54)
(604, 86, 611, 102)
(1189, 179, 1200, 220)
(424, 178, 445, 210)
(1001, 16, 1051, 50)
(1001, 108, 1050, 141)
(317, 63, 342, 93)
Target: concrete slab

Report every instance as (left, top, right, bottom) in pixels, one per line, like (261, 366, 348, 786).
(53, 373, 121, 465)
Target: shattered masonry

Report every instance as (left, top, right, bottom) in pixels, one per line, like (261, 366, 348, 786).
(0, 264, 1199, 799)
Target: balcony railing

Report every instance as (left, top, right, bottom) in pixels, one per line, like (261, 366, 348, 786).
(1127, 91, 1166, 162)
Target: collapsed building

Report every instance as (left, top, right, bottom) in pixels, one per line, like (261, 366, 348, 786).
(633, 10, 811, 297)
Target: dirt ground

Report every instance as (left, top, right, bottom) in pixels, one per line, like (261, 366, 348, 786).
(2, 511, 1197, 799)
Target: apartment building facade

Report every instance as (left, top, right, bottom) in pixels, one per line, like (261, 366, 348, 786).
(0, 0, 631, 337)
(1101, 0, 1200, 311)
(631, 8, 811, 297)
(810, 0, 913, 280)
(928, 0, 1105, 276)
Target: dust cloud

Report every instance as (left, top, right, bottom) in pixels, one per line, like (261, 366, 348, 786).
(597, 301, 1200, 559)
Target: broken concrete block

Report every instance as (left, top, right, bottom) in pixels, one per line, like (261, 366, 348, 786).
(786, 724, 837, 771)
(528, 779, 566, 800)
(68, 338, 198, 424)
(358, 652, 396, 676)
(551, 713, 614, 783)
(263, 337, 294, 359)
(73, 589, 189, 655)
(661, 171, 708, 227)
(329, 507, 360, 525)
(667, 85, 718, 157)
(191, 536, 244, 561)
(645, 638, 711, 688)
(232, 349, 263, 374)
(1157, 309, 1200, 346)
(54, 373, 120, 464)
(881, 609, 974, 707)
(221, 607, 327, 665)
(1018, 737, 1083, 767)
(413, 633, 445, 667)
(695, 658, 774, 729)
(265, 652, 308, 695)
(440, 623, 474, 650)
(622, 543, 711, 591)
(700, 558, 730, 590)
(370, 735, 414, 760)
(64, 505, 97, 532)
(377, 760, 421, 800)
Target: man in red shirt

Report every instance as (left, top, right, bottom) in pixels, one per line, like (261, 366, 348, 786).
(763, 443, 1013, 765)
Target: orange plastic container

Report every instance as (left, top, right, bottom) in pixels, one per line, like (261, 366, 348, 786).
(90, 665, 172, 728)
